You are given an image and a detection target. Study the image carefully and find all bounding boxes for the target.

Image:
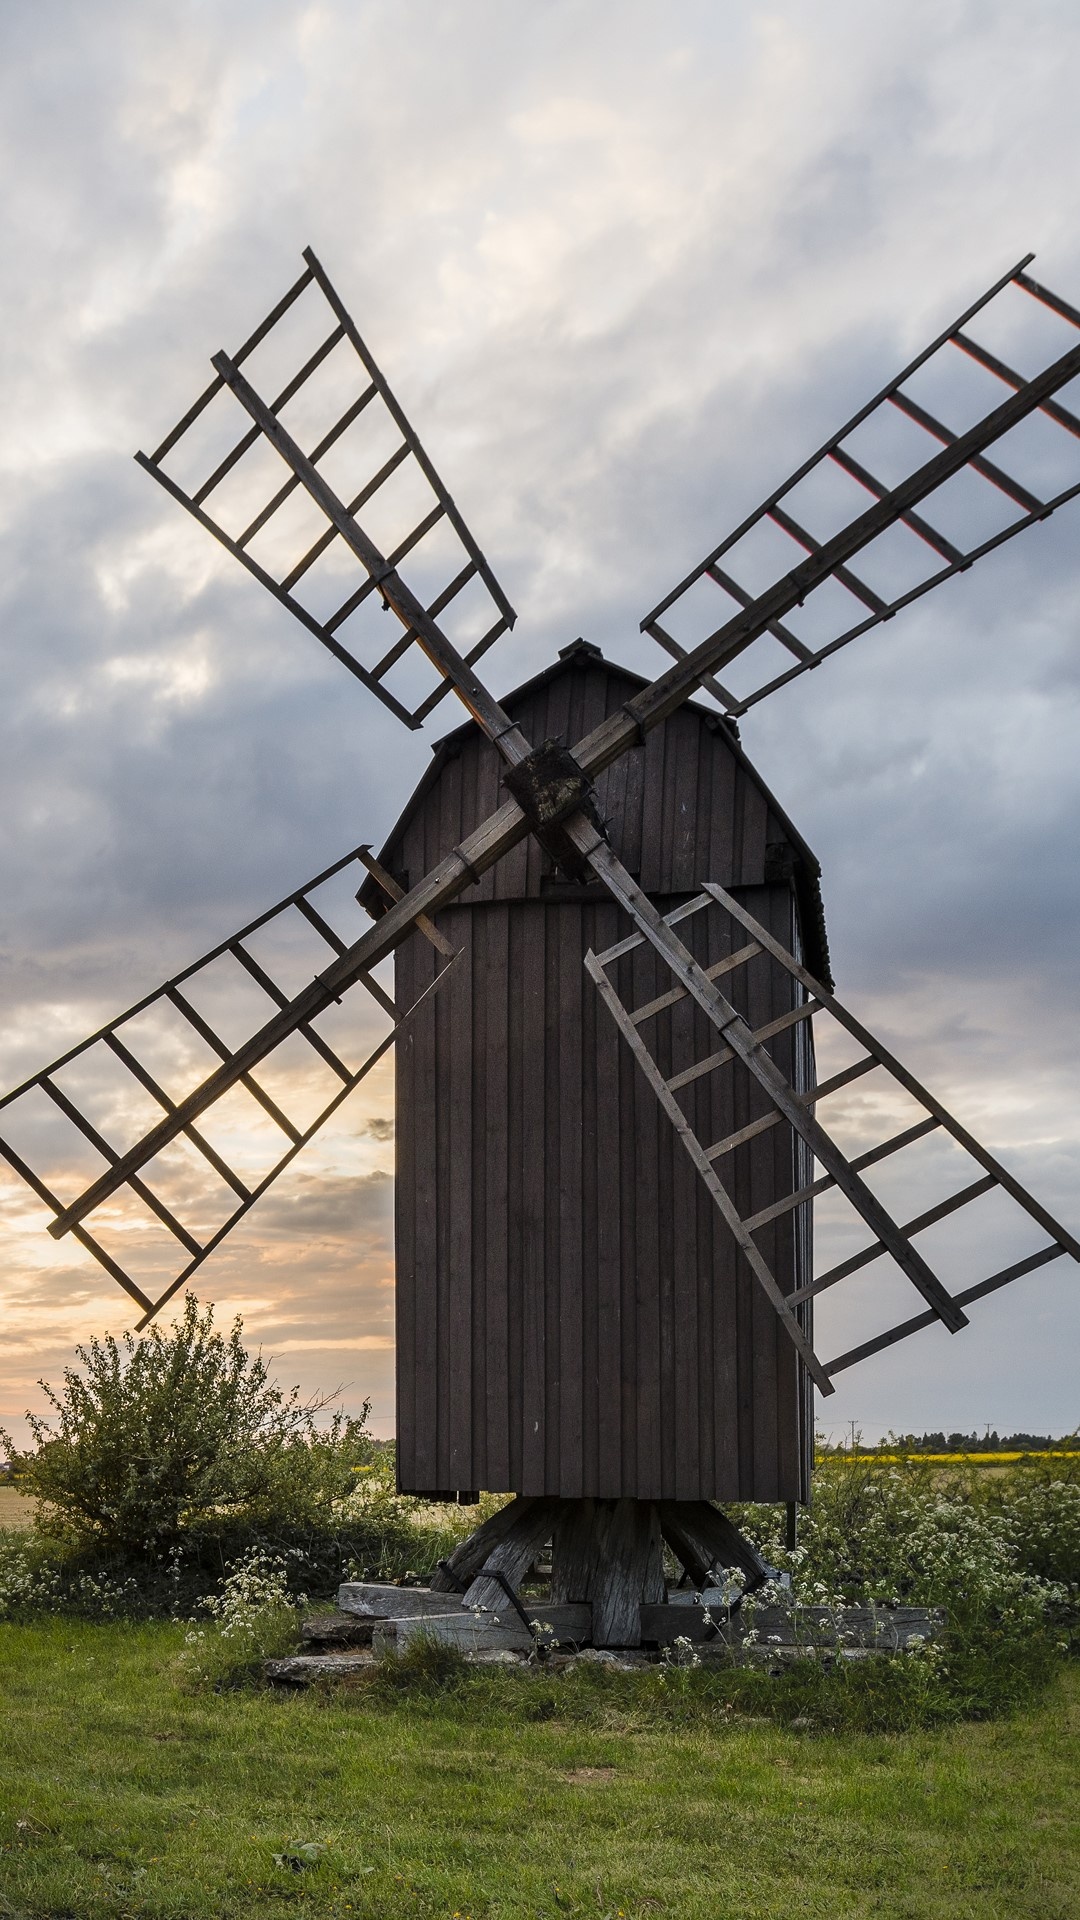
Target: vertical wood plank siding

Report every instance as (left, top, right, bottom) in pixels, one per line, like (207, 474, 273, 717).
(391, 654, 818, 1502)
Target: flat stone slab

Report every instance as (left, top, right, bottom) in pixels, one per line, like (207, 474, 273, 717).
(265, 1652, 374, 1684)
(372, 1602, 591, 1656)
(300, 1610, 375, 1647)
(337, 1582, 471, 1619)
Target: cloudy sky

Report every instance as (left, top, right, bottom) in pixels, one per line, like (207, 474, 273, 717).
(2, 0, 1079, 1450)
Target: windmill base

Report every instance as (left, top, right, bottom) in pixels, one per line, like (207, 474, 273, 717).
(421, 1495, 777, 1649)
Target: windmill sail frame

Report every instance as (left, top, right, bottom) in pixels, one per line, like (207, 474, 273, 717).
(3, 248, 1079, 1360)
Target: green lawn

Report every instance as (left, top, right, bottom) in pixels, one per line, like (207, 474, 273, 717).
(0, 1622, 1077, 1919)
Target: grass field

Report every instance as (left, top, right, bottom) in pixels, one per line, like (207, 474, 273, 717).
(0, 1620, 1077, 1920)
(0, 1491, 35, 1532)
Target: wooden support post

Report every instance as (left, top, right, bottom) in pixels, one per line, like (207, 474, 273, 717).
(426, 1497, 772, 1649)
(588, 1501, 666, 1647)
(550, 1499, 665, 1648)
(428, 1496, 544, 1593)
(786, 1502, 799, 1552)
(659, 1502, 773, 1589)
(459, 1500, 560, 1614)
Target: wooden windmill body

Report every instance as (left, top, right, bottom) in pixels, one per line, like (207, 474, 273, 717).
(369, 641, 826, 1507)
(4, 246, 1080, 1644)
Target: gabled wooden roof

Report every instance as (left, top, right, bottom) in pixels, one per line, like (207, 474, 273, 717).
(362, 640, 831, 986)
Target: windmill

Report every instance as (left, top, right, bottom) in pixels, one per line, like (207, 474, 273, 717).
(3, 248, 1080, 1648)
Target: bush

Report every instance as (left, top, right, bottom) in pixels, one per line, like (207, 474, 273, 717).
(0, 1296, 352, 1558)
(0, 1296, 485, 1615)
(178, 1547, 306, 1689)
(719, 1450, 1075, 1723)
(982, 1456, 1080, 1607)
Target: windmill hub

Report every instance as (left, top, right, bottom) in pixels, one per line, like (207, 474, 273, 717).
(501, 734, 606, 879)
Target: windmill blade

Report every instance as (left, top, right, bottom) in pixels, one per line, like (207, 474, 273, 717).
(0, 843, 455, 1326)
(585, 882, 1079, 1393)
(28, 250, 1080, 1297)
(137, 248, 516, 731)
(640, 257, 1080, 715)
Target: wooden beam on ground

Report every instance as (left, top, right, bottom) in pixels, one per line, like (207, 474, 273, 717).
(460, 1500, 561, 1614)
(374, 1603, 591, 1658)
(428, 1497, 549, 1595)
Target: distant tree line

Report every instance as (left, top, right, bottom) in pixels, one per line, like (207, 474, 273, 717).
(859, 1431, 1078, 1454)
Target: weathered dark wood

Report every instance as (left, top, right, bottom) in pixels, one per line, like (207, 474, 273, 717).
(460, 1499, 560, 1613)
(337, 1583, 473, 1620)
(549, 1499, 665, 1647)
(391, 649, 822, 1500)
(549, 1500, 601, 1605)
(357, 846, 455, 956)
(374, 1602, 591, 1658)
(584, 950, 827, 1388)
(587, 838, 967, 1347)
(658, 1502, 772, 1588)
(427, 1496, 542, 1593)
(588, 1501, 666, 1647)
(374, 1614, 529, 1655)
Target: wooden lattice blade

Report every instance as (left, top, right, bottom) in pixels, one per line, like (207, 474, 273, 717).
(583, 863, 1079, 1389)
(138, 248, 517, 730)
(640, 257, 1080, 716)
(29, 253, 1080, 1277)
(701, 882, 1080, 1374)
(0, 843, 451, 1321)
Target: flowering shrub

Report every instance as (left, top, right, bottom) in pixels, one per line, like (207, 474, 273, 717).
(0, 1297, 352, 1558)
(728, 1452, 1075, 1631)
(0, 1535, 141, 1620)
(984, 1467, 1080, 1606)
(178, 1548, 306, 1688)
(708, 1451, 1078, 1722)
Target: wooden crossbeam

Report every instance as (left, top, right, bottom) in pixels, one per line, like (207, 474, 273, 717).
(666, 999, 821, 1094)
(102, 1032, 253, 1201)
(166, 987, 303, 1145)
(702, 882, 1080, 1266)
(212, 348, 531, 763)
(794, 1174, 998, 1303)
(39, 1076, 203, 1259)
(230, 942, 365, 1070)
(889, 390, 1043, 514)
(703, 1056, 878, 1162)
(640, 254, 1035, 635)
(631, 941, 762, 1025)
(584, 947, 832, 1393)
(42, 258, 1080, 1253)
(357, 847, 455, 958)
(826, 1245, 1067, 1375)
(742, 1115, 941, 1233)
(582, 848, 975, 1352)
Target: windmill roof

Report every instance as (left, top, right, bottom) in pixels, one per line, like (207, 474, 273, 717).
(361, 639, 831, 986)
